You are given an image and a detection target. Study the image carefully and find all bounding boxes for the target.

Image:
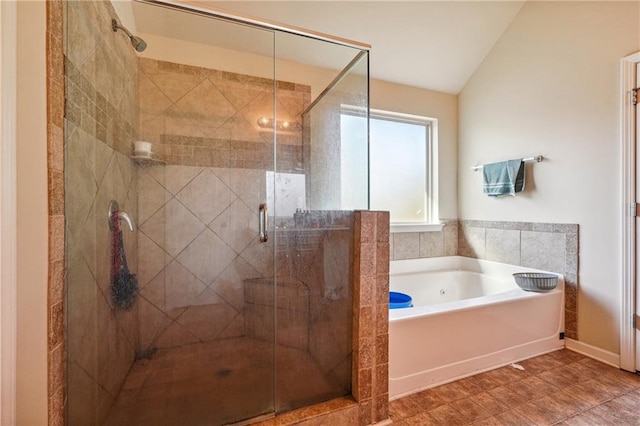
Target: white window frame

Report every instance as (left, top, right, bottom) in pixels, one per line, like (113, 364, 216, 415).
(367, 109, 439, 232)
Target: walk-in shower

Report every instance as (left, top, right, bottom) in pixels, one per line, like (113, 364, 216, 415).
(64, 0, 369, 424)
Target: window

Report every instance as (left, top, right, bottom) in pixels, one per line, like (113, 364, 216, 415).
(341, 109, 437, 225)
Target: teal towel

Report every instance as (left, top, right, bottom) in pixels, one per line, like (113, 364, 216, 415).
(482, 159, 525, 197)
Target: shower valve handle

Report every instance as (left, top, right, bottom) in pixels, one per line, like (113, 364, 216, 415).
(108, 200, 134, 232)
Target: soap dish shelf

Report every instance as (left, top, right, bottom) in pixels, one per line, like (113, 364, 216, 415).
(131, 155, 165, 167)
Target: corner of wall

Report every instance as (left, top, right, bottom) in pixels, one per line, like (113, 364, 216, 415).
(16, 0, 50, 425)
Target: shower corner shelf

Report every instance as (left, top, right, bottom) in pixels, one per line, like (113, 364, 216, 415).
(131, 155, 165, 167)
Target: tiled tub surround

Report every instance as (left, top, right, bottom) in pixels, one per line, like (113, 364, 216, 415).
(390, 220, 579, 340)
(138, 58, 310, 171)
(64, 0, 140, 424)
(390, 220, 458, 260)
(458, 220, 579, 340)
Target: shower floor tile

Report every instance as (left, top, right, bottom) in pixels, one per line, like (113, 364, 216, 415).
(103, 337, 338, 426)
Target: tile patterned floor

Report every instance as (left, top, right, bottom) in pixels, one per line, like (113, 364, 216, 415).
(102, 337, 341, 426)
(390, 349, 640, 425)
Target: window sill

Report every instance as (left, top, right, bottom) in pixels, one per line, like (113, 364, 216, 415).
(390, 223, 444, 233)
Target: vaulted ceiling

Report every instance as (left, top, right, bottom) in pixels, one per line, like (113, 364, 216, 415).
(130, 1, 526, 94)
(204, 1, 526, 94)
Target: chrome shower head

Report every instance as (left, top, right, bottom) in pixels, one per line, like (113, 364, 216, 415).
(130, 35, 147, 53)
(112, 19, 147, 53)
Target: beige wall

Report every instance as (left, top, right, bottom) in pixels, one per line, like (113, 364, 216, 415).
(458, 1, 640, 353)
(370, 80, 458, 220)
(16, 0, 48, 424)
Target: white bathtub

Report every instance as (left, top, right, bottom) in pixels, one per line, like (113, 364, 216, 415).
(389, 256, 564, 399)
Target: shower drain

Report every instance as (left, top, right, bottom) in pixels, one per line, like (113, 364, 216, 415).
(216, 368, 232, 378)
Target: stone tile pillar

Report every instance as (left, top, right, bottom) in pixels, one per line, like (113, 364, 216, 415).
(353, 211, 390, 425)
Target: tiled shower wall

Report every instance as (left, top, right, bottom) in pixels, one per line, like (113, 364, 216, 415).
(256, 210, 392, 425)
(135, 165, 270, 350)
(47, 0, 65, 423)
(135, 59, 312, 352)
(138, 58, 310, 171)
(390, 220, 579, 339)
(64, 0, 139, 424)
(55, 2, 374, 424)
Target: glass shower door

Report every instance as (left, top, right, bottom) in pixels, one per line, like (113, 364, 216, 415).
(130, 4, 278, 424)
(66, 0, 369, 423)
(272, 32, 370, 412)
(66, 0, 280, 424)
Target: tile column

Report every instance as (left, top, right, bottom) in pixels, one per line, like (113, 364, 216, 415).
(353, 211, 390, 425)
(46, 1, 66, 425)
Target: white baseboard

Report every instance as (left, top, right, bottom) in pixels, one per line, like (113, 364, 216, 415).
(565, 338, 620, 368)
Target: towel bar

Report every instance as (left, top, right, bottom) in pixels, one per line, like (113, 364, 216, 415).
(471, 155, 543, 171)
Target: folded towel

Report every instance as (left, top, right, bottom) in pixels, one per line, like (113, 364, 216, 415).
(482, 159, 525, 197)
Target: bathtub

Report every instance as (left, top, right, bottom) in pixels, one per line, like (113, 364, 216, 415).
(389, 256, 564, 399)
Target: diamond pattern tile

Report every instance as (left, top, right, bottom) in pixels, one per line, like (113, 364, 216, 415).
(210, 111, 264, 143)
(210, 258, 257, 312)
(240, 237, 274, 278)
(140, 59, 205, 103)
(137, 170, 172, 226)
(240, 186, 268, 216)
(238, 89, 274, 133)
(216, 83, 264, 112)
(154, 321, 200, 349)
(213, 167, 262, 197)
(66, 127, 98, 239)
(139, 269, 166, 312)
(176, 79, 236, 132)
(148, 165, 203, 196)
(137, 297, 174, 351)
(138, 73, 172, 118)
(163, 261, 208, 311)
(210, 199, 258, 254)
(139, 198, 205, 257)
(176, 303, 238, 342)
(218, 313, 245, 339)
(176, 228, 237, 286)
(137, 232, 171, 289)
(277, 90, 306, 119)
(94, 136, 114, 188)
(193, 287, 225, 307)
(175, 169, 234, 224)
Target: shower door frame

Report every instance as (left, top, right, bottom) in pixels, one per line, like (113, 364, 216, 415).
(137, 0, 371, 51)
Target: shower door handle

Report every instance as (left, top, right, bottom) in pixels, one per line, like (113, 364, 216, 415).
(259, 203, 268, 243)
